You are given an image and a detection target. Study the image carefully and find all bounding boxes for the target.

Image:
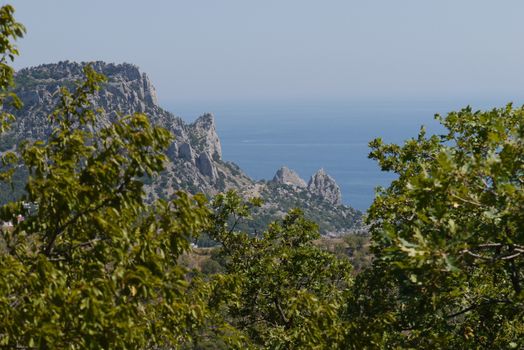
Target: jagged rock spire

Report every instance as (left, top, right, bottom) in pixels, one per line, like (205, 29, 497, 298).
(189, 113, 222, 161)
(272, 166, 307, 188)
(308, 168, 342, 206)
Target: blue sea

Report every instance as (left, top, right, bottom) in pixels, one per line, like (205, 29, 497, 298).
(168, 99, 516, 211)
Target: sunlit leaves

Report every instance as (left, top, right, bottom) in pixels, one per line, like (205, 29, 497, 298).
(0, 5, 24, 183)
(361, 104, 524, 347)
(209, 192, 352, 349)
(0, 53, 223, 348)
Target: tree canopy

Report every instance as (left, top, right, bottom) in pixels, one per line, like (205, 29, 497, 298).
(1, 3, 524, 349)
(355, 105, 524, 348)
(0, 9, 240, 347)
(208, 192, 352, 349)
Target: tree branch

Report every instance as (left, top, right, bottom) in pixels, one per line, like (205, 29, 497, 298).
(273, 297, 290, 327)
(446, 298, 512, 319)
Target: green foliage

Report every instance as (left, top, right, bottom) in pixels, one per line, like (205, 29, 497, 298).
(356, 105, 524, 347)
(209, 191, 353, 349)
(0, 4, 24, 183)
(0, 5, 357, 349)
(315, 234, 372, 274)
(0, 34, 247, 346)
(200, 257, 224, 275)
(234, 183, 363, 236)
(8, 2, 524, 347)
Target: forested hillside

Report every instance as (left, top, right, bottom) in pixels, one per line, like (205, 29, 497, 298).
(0, 5, 523, 349)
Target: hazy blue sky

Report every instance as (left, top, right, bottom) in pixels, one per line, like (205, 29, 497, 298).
(7, 0, 524, 107)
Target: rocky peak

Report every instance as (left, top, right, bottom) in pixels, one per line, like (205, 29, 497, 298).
(15, 61, 159, 113)
(5, 60, 363, 236)
(189, 113, 222, 161)
(141, 72, 158, 106)
(17, 61, 143, 84)
(272, 166, 307, 188)
(97, 62, 159, 111)
(307, 168, 342, 206)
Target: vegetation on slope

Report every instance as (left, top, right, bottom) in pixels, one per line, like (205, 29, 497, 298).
(1, 4, 523, 349)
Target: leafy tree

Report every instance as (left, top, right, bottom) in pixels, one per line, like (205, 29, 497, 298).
(209, 191, 353, 349)
(0, 4, 24, 182)
(0, 6, 248, 348)
(351, 105, 524, 348)
(1, 67, 198, 348)
(11, 1, 524, 347)
(0, 6, 349, 348)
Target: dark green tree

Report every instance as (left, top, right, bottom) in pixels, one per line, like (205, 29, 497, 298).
(349, 105, 524, 348)
(0, 4, 24, 182)
(209, 191, 353, 349)
(0, 6, 248, 348)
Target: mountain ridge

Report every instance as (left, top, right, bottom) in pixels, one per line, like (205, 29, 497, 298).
(2, 61, 363, 235)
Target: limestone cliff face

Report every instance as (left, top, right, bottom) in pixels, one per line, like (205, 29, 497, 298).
(271, 166, 343, 207)
(12, 61, 180, 142)
(5, 61, 362, 235)
(272, 166, 307, 188)
(9, 61, 248, 199)
(189, 113, 222, 161)
(307, 169, 342, 206)
(178, 143, 194, 162)
(16, 61, 158, 111)
(196, 152, 218, 179)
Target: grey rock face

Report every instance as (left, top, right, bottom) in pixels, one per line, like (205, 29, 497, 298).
(307, 168, 342, 206)
(5, 61, 363, 236)
(189, 113, 222, 160)
(196, 152, 217, 179)
(14, 61, 160, 121)
(141, 72, 158, 106)
(272, 166, 307, 188)
(166, 142, 178, 161)
(178, 143, 194, 162)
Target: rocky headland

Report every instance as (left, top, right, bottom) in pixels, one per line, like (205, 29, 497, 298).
(2, 61, 363, 235)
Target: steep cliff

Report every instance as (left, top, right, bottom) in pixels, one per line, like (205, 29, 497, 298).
(272, 166, 307, 188)
(308, 168, 343, 206)
(2, 61, 362, 235)
(7, 61, 252, 200)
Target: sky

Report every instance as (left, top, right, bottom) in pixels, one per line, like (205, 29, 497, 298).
(6, 0, 524, 108)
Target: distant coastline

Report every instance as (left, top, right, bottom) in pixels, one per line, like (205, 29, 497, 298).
(168, 100, 453, 210)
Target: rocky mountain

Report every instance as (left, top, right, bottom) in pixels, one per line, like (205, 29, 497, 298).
(308, 169, 343, 206)
(1, 61, 362, 236)
(272, 166, 307, 188)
